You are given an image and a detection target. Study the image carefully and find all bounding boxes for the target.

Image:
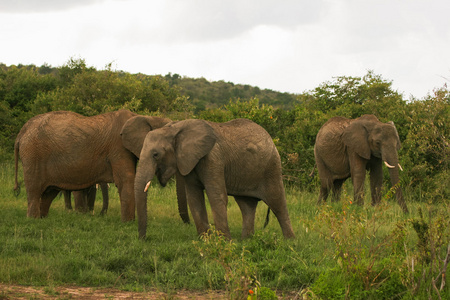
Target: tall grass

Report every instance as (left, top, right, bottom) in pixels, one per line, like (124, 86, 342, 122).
(1, 161, 450, 299)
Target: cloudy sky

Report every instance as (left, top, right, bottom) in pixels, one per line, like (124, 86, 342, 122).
(1, 0, 449, 99)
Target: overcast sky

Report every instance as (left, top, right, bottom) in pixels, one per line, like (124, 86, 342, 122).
(1, 0, 449, 99)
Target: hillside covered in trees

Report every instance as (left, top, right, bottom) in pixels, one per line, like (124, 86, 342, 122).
(1, 58, 448, 201)
(163, 73, 299, 111)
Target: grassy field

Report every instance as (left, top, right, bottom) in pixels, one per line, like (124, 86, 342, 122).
(1, 161, 449, 299)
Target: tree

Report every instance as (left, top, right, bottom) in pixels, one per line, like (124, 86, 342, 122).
(401, 87, 450, 201)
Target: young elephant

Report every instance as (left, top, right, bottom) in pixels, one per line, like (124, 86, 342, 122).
(314, 114, 408, 212)
(127, 118, 295, 240)
(63, 183, 109, 215)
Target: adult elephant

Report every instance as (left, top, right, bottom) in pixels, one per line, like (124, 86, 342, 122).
(314, 114, 408, 213)
(63, 183, 109, 215)
(120, 115, 190, 224)
(14, 110, 171, 221)
(126, 118, 296, 240)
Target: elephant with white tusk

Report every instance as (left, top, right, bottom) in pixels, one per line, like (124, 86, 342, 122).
(314, 114, 408, 213)
(126, 118, 296, 240)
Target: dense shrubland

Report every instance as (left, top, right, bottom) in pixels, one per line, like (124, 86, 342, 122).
(2, 58, 448, 201)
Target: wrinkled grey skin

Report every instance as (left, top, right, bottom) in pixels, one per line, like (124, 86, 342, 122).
(14, 110, 171, 220)
(130, 118, 295, 240)
(63, 183, 109, 215)
(120, 116, 190, 224)
(314, 114, 408, 213)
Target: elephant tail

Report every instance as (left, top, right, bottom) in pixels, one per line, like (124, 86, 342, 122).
(13, 139, 21, 197)
(264, 207, 271, 228)
(309, 164, 316, 178)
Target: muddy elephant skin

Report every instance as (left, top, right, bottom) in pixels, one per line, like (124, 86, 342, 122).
(131, 118, 296, 240)
(14, 109, 171, 221)
(314, 114, 408, 213)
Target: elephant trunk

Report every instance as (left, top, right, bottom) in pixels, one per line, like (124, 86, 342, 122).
(387, 167, 408, 213)
(383, 151, 409, 213)
(175, 172, 190, 224)
(135, 161, 157, 239)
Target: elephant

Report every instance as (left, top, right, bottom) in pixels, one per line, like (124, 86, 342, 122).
(14, 109, 171, 221)
(120, 116, 190, 224)
(124, 118, 296, 240)
(63, 183, 109, 215)
(314, 114, 408, 213)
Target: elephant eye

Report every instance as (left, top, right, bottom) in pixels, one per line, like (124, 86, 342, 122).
(152, 151, 160, 159)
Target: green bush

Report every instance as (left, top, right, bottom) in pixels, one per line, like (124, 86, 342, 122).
(1, 60, 448, 200)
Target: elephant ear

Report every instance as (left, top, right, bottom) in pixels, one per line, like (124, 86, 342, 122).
(342, 120, 371, 160)
(121, 116, 172, 158)
(172, 119, 217, 176)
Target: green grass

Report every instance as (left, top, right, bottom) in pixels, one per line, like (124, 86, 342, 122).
(1, 161, 450, 299)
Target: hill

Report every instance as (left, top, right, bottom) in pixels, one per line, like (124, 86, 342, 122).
(164, 73, 299, 111)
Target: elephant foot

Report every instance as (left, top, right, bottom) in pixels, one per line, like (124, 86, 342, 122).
(240, 231, 255, 240)
(179, 212, 190, 224)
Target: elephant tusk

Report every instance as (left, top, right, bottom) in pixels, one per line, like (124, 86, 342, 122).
(398, 164, 404, 171)
(144, 181, 151, 192)
(384, 161, 395, 169)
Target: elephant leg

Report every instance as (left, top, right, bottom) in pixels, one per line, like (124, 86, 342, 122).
(117, 178, 135, 221)
(331, 179, 346, 202)
(318, 185, 330, 204)
(368, 159, 383, 206)
(99, 183, 109, 215)
(24, 180, 44, 218)
(264, 200, 295, 239)
(74, 190, 89, 213)
(234, 196, 259, 239)
(112, 159, 136, 221)
(86, 185, 97, 212)
(185, 183, 209, 236)
(204, 183, 230, 239)
(63, 190, 72, 210)
(176, 173, 190, 224)
(40, 189, 59, 217)
(316, 160, 331, 204)
(317, 169, 333, 204)
(27, 194, 41, 218)
(350, 155, 367, 206)
(262, 180, 295, 238)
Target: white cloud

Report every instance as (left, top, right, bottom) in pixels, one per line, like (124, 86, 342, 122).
(0, 0, 106, 13)
(0, 0, 449, 98)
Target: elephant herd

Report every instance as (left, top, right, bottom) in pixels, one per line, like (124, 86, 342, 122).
(13, 110, 407, 240)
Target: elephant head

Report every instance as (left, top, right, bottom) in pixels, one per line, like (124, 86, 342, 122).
(120, 115, 172, 159)
(120, 115, 192, 226)
(133, 120, 216, 238)
(342, 115, 402, 171)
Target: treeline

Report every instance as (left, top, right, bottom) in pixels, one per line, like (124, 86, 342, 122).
(164, 73, 298, 111)
(1, 59, 448, 201)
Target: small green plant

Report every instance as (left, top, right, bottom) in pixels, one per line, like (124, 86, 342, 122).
(401, 206, 450, 299)
(309, 197, 408, 298)
(193, 226, 259, 300)
(43, 286, 59, 296)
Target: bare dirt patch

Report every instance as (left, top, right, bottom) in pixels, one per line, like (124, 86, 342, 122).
(0, 284, 227, 299)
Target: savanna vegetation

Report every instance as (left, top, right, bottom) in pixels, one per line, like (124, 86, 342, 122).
(0, 58, 449, 299)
